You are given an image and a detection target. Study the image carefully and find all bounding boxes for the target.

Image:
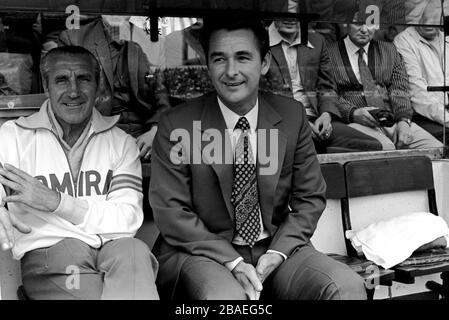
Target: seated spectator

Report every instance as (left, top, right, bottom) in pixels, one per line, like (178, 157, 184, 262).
(327, 14, 443, 150)
(57, 16, 171, 161)
(150, 15, 367, 301)
(265, 6, 383, 153)
(0, 46, 159, 300)
(394, 0, 449, 143)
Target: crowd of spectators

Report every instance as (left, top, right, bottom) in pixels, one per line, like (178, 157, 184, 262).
(1, 0, 449, 153)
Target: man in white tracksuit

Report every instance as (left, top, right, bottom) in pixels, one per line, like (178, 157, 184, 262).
(0, 46, 159, 299)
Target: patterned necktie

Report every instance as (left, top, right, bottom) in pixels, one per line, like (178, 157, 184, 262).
(357, 48, 384, 108)
(230, 117, 261, 247)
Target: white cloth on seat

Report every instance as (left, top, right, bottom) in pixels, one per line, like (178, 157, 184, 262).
(346, 212, 449, 269)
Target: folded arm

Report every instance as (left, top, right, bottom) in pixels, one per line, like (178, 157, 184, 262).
(0, 136, 144, 239)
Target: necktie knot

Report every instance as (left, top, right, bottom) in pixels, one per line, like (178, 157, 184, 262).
(235, 117, 250, 131)
(357, 48, 366, 57)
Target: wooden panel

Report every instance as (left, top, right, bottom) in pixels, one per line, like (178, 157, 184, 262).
(320, 163, 345, 200)
(345, 156, 434, 198)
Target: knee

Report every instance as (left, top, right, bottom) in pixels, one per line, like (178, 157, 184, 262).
(107, 238, 150, 257)
(103, 238, 156, 268)
(323, 267, 367, 300)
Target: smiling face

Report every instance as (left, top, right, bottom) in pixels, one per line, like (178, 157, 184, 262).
(207, 28, 270, 115)
(44, 55, 98, 129)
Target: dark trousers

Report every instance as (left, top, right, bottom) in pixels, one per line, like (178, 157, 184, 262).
(174, 239, 367, 300)
(412, 113, 449, 144)
(313, 120, 383, 154)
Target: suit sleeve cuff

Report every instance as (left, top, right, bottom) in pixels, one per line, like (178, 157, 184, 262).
(266, 249, 287, 260)
(224, 257, 244, 271)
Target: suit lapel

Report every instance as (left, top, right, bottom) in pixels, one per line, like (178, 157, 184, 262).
(368, 40, 377, 81)
(199, 94, 287, 227)
(92, 21, 114, 89)
(200, 94, 235, 221)
(257, 95, 287, 230)
(338, 40, 360, 86)
(270, 44, 292, 92)
(297, 45, 309, 91)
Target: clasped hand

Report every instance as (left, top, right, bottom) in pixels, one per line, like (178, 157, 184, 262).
(0, 163, 60, 212)
(0, 164, 61, 250)
(231, 252, 283, 300)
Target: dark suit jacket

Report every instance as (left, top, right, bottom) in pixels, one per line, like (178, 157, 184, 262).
(150, 91, 326, 298)
(265, 31, 341, 119)
(327, 39, 413, 123)
(58, 17, 170, 129)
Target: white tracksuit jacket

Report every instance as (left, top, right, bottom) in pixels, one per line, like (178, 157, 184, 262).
(0, 100, 144, 259)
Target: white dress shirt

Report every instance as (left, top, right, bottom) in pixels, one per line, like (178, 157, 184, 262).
(217, 97, 287, 271)
(344, 36, 370, 83)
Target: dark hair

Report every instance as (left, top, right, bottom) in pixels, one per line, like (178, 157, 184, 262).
(40, 46, 101, 87)
(199, 15, 270, 64)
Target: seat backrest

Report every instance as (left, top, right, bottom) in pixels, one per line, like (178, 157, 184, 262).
(342, 156, 438, 256)
(0, 93, 45, 126)
(321, 162, 346, 200)
(345, 156, 434, 196)
(311, 163, 347, 254)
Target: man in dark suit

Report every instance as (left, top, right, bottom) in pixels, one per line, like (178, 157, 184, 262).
(327, 14, 442, 150)
(265, 13, 383, 153)
(150, 16, 367, 300)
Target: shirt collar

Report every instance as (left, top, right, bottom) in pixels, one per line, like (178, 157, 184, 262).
(47, 103, 92, 150)
(268, 22, 314, 49)
(217, 97, 258, 131)
(344, 36, 370, 57)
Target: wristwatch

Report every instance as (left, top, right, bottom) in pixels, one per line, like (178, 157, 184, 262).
(399, 118, 412, 127)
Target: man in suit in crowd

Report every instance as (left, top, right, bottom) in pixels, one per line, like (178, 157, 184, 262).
(150, 16, 367, 300)
(265, 4, 383, 153)
(58, 16, 171, 160)
(327, 13, 442, 150)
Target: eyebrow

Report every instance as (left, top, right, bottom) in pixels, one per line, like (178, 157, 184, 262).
(54, 74, 69, 80)
(210, 52, 224, 59)
(209, 50, 254, 58)
(235, 50, 253, 56)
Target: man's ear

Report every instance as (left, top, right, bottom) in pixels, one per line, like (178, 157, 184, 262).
(261, 51, 272, 76)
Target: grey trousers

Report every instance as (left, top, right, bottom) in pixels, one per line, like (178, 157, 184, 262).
(348, 122, 443, 150)
(21, 237, 159, 300)
(176, 240, 367, 300)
